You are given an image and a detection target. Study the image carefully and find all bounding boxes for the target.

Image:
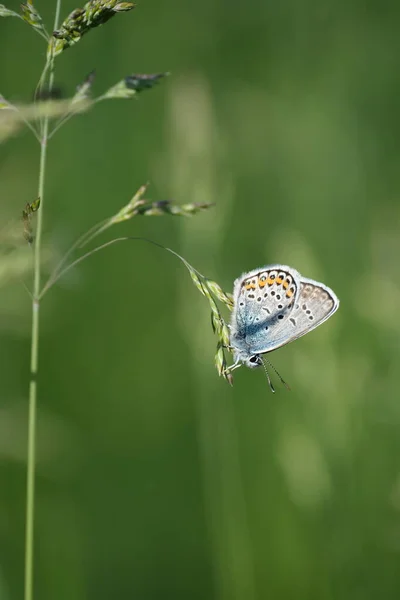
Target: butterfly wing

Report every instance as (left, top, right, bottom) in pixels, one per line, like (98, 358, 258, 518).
(230, 267, 339, 357)
(250, 276, 339, 354)
(277, 276, 339, 342)
(230, 265, 301, 355)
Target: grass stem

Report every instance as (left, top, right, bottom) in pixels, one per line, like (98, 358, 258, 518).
(25, 4, 62, 600)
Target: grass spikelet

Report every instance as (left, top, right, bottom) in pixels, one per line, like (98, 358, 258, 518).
(72, 70, 96, 103)
(21, 1, 48, 39)
(22, 198, 41, 244)
(205, 279, 234, 310)
(0, 4, 20, 18)
(101, 73, 168, 100)
(156, 249, 234, 382)
(50, 0, 136, 57)
(109, 184, 213, 223)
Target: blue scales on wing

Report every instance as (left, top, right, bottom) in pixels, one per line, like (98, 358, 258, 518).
(231, 265, 301, 355)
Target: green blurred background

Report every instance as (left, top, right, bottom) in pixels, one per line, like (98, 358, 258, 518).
(1, 1, 400, 598)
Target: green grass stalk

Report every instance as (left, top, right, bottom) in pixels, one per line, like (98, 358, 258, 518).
(25, 4, 62, 600)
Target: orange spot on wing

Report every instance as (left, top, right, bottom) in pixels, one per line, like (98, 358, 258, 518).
(259, 279, 267, 288)
(283, 281, 289, 289)
(286, 290, 293, 298)
(267, 278, 274, 285)
(245, 283, 256, 290)
(276, 277, 283, 284)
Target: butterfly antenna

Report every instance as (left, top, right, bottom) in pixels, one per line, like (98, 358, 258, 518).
(259, 357, 275, 393)
(263, 357, 291, 391)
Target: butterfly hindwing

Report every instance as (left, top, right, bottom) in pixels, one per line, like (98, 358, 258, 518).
(279, 277, 339, 342)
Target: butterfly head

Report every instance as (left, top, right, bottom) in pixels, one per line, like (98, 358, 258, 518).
(233, 349, 262, 369)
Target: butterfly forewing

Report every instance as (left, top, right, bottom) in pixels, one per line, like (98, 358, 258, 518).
(232, 266, 301, 353)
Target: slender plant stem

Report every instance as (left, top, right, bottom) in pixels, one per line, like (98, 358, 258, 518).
(25, 107, 49, 600)
(49, 95, 104, 139)
(40, 218, 111, 297)
(40, 237, 136, 298)
(39, 236, 208, 297)
(4, 102, 41, 141)
(25, 5, 62, 600)
(48, 107, 80, 139)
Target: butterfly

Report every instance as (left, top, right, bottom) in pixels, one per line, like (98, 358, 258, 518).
(229, 265, 339, 389)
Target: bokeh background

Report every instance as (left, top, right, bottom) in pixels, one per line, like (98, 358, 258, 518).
(1, 1, 400, 599)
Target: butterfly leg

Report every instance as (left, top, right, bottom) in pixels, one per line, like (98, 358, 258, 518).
(224, 360, 242, 374)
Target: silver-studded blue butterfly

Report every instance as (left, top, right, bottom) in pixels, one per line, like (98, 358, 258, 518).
(229, 265, 339, 386)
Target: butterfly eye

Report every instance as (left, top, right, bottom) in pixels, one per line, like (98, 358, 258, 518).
(249, 356, 259, 364)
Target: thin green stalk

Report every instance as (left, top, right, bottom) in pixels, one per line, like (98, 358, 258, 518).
(48, 95, 109, 139)
(35, 59, 51, 138)
(2, 100, 41, 141)
(25, 4, 62, 600)
(41, 237, 157, 299)
(48, 105, 82, 139)
(40, 218, 111, 296)
(39, 236, 212, 298)
(25, 106, 49, 600)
